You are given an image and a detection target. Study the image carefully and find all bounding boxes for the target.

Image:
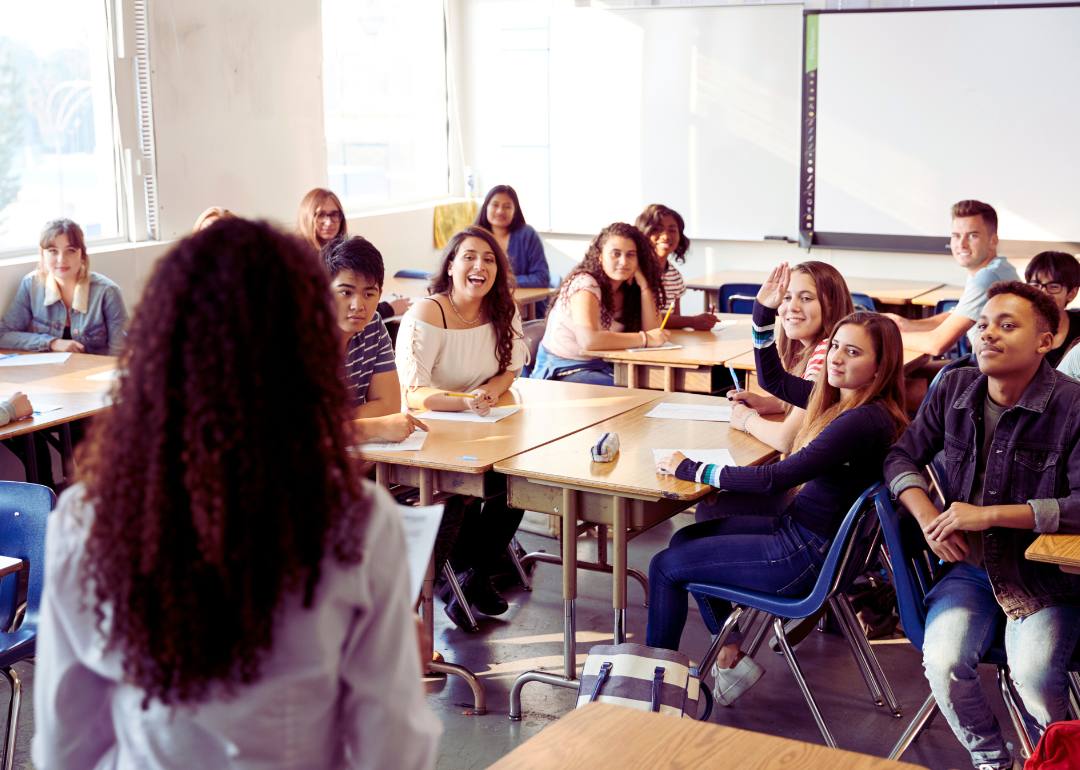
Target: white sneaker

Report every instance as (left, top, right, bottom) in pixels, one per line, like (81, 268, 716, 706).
(977, 761, 1021, 770)
(710, 653, 765, 706)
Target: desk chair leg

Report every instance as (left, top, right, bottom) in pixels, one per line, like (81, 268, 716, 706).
(597, 524, 608, 565)
(832, 595, 902, 716)
(442, 564, 478, 631)
(507, 539, 532, 591)
(997, 665, 1035, 759)
(774, 616, 837, 748)
(1069, 672, 1080, 719)
(60, 423, 75, 485)
(21, 436, 36, 485)
(746, 612, 775, 658)
(612, 496, 628, 644)
(889, 693, 937, 761)
(0, 667, 20, 770)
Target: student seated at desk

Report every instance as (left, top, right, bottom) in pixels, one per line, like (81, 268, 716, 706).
(1024, 250, 1080, 369)
(396, 225, 529, 629)
(0, 392, 31, 426)
(0, 219, 128, 356)
(321, 235, 428, 441)
(297, 187, 347, 252)
(727, 262, 855, 457)
(531, 222, 668, 385)
(651, 312, 908, 706)
(475, 184, 550, 289)
(885, 282, 1080, 770)
(634, 204, 719, 331)
(32, 219, 440, 769)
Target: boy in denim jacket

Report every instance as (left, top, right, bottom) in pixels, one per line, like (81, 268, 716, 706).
(885, 281, 1080, 770)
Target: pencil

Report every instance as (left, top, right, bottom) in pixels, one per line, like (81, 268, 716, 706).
(659, 299, 676, 330)
(441, 392, 476, 398)
(727, 365, 742, 393)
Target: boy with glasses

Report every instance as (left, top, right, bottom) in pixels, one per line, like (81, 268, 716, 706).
(1024, 251, 1080, 368)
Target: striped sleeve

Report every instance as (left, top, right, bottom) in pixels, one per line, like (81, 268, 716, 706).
(751, 302, 777, 350)
(368, 314, 397, 374)
(661, 263, 686, 302)
(802, 338, 829, 382)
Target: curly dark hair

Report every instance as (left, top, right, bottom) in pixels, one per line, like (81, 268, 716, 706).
(634, 204, 690, 264)
(551, 222, 665, 332)
(430, 225, 523, 373)
(474, 185, 526, 232)
(987, 280, 1060, 336)
(77, 218, 366, 707)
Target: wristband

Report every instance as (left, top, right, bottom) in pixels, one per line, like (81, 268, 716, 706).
(640, 331, 648, 348)
(740, 411, 757, 434)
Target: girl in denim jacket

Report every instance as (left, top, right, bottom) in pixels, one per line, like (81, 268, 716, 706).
(0, 220, 128, 356)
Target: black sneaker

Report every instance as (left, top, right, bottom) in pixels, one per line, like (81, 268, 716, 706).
(443, 595, 480, 633)
(463, 573, 509, 616)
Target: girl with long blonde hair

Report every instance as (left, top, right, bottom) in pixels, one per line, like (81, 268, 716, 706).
(648, 309, 908, 706)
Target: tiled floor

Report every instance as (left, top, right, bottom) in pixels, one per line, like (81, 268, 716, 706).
(6, 513, 1026, 769)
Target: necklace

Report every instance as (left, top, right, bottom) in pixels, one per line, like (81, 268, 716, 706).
(447, 291, 482, 325)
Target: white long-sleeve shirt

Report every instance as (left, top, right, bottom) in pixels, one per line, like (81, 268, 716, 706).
(32, 481, 441, 770)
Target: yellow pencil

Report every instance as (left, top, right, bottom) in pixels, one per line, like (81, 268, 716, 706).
(441, 392, 476, 398)
(659, 299, 676, 330)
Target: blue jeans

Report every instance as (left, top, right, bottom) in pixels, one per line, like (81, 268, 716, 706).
(922, 563, 1080, 770)
(645, 514, 830, 651)
(531, 345, 615, 386)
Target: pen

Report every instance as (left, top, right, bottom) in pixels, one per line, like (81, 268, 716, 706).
(727, 365, 742, 393)
(0, 354, 16, 362)
(457, 455, 478, 461)
(659, 299, 676, 330)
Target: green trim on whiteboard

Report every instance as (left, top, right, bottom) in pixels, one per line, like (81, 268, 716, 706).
(805, 16, 818, 74)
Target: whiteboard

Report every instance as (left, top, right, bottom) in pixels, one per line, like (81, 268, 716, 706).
(548, 4, 803, 241)
(813, 6, 1080, 245)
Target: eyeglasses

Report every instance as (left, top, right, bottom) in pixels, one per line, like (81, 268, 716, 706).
(1028, 280, 1066, 295)
(315, 211, 343, 223)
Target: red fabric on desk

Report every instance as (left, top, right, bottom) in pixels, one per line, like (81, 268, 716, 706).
(1025, 720, 1080, 770)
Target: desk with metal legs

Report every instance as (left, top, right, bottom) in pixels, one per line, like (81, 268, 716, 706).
(356, 378, 663, 714)
(493, 392, 777, 719)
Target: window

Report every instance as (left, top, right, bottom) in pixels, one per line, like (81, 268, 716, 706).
(0, 1, 124, 253)
(322, 0, 450, 211)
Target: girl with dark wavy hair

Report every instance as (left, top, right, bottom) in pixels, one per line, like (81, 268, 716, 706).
(32, 219, 440, 769)
(395, 225, 527, 628)
(474, 184, 550, 289)
(532, 222, 668, 385)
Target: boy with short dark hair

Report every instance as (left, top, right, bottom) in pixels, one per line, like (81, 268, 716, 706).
(885, 280, 1080, 770)
(322, 236, 426, 442)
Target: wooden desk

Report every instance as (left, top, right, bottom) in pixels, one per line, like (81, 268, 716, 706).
(381, 276, 557, 320)
(0, 557, 23, 581)
(356, 378, 664, 713)
(1026, 534, 1080, 575)
(726, 348, 930, 379)
(489, 702, 925, 770)
(495, 391, 776, 719)
(0, 352, 118, 483)
(579, 316, 754, 393)
(685, 270, 944, 307)
(911, 284, 964, 308)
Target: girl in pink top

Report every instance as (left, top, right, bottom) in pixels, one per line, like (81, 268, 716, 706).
(532, 222, 668, 385)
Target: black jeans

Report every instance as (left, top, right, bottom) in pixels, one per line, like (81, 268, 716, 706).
(432, 493, 525, 580)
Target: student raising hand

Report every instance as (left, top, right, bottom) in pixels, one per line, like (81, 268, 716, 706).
(756, 263, 791, 309)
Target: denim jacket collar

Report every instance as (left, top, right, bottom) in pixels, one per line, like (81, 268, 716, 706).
(952, 359, 1056, 415)
(43, 272, 90, 314)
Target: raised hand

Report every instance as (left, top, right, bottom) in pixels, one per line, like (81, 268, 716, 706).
(756, 263, 790, 310)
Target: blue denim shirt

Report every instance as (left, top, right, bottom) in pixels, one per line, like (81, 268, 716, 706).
(0, 272, 127, 356)
(885, 360, 1080, 618)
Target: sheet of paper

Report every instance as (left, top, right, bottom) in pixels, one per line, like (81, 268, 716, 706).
(653, 448, 737, 476)
(416, 406, 519, 423)
(397, 504, 445, 603)
(645, 402, 732, 423)
(86, 369, 119, 381)
(358, 429, 428, 452)
(713, 319, 739, 331)
(0, 353, 71, 367)
(624, 341, 684, 353)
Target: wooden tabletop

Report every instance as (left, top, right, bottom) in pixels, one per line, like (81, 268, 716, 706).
(0, 351, 117, 439)
(725, 347, 929, 376)
(911, 284, 964, 308)
(355, 378, 663, 472)
(494, 391, 776, 501)
(581, 319, 754, 367)
(382, 276, 556, 307)
(0, 556, 23, 580)
(487, 702, 925, 770)
(1026, 534, 1080, 574)
(684, 270, 944, 305)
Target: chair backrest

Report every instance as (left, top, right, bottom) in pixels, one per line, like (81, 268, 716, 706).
(394, 269, 431, 280)
(520, 319, 546, 378)
(816, 482, 886, 604)
(918, 353, 974, 419)
(933, 298, 970, 358)
(874, 488, 939, 652)
(549, 272, 563, 289)
(718, 283, 761, 315)
(851, 293, 875, 312)
(0, 482, 56, 632)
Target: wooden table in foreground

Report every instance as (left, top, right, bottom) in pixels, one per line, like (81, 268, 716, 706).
(495, 391, 776, 719)
(0, 352, 117, 483)
(685, 270, 944, 308)
(356, 378, 663, 713)
(381, 276, 556, 320)
(1026, 534, 1080, 575)
(489, 702, 926, 770)
(580, 315, 753, 393)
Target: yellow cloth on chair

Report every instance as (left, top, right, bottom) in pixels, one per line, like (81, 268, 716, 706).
(433, 200, 477, 249)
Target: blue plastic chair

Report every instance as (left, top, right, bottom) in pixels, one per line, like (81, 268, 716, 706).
(851, 293, 876, 312)
(686, 482, 898, 746)
(519, 319, 546, 379)
(873, 489, 1080, 761)
(0, 481, 55, 770)
(934, 299, 971, 358)
(393, 269, 431, 280)
(718, 283, 761, 314)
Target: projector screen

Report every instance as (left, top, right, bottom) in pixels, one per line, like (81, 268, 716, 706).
(809, 5, 1080, 254)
